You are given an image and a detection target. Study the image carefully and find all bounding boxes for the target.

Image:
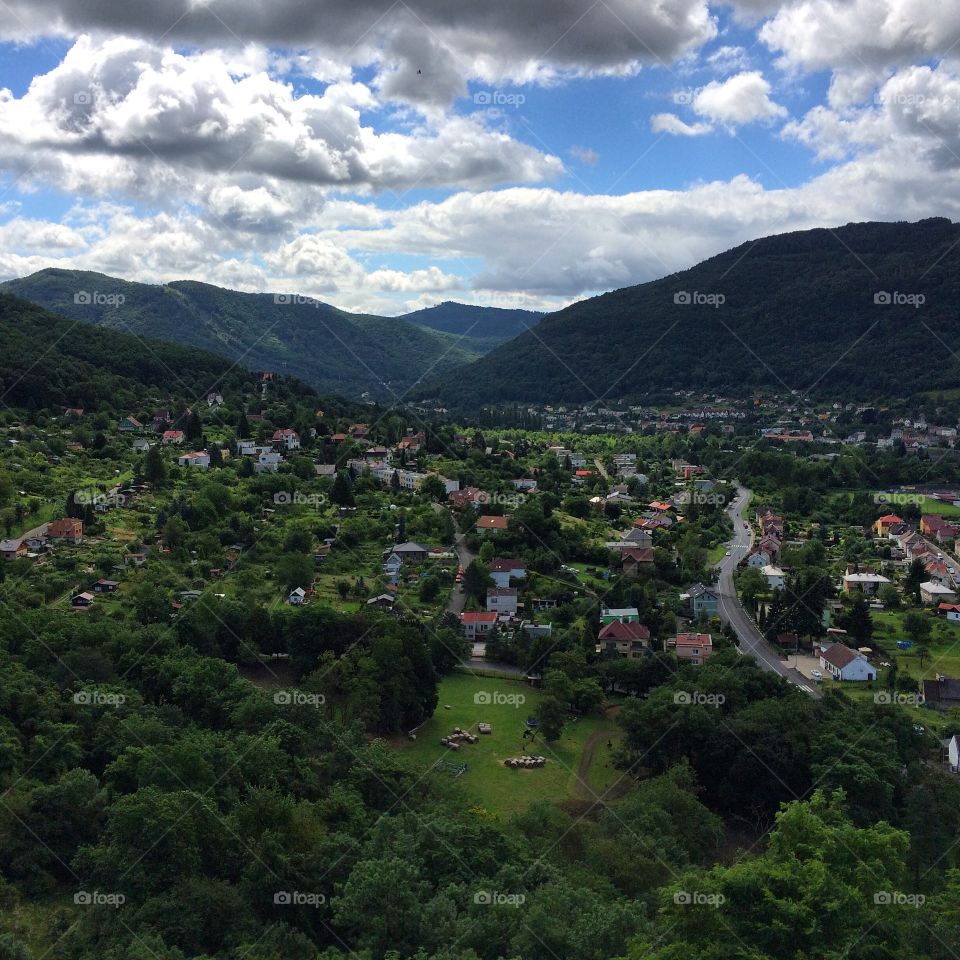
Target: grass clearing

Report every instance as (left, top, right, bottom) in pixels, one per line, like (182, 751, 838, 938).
(394, 673, 623, 816)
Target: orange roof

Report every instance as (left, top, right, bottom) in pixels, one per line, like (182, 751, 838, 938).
(461, 612, 497, 623)
(476, 515, 508, 530)
(876, 514, 903, 525)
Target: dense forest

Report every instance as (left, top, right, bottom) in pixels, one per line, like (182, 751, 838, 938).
(425, 218, 960, 407)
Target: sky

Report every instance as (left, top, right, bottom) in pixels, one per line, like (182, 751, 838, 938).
(0, 0, 958, 315)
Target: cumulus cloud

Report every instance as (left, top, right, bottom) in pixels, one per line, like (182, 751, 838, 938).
(0, 35, 563, 213)
(0, 0, 717, 105)
(692, 70, 787, 126)
(651, 113, 714, 136)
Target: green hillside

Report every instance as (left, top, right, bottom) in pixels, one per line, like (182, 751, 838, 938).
(3, 270, 481, 400)
(425, 218, 960, 407)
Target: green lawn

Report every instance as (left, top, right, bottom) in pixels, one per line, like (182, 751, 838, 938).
(394, 673, 623, 816)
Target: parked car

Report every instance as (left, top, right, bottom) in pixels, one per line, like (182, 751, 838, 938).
(811, 670, 823, 683)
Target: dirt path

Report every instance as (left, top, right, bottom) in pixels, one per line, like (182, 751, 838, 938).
(570, 705, 623, 802)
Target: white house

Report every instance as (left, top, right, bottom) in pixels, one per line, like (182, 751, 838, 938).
(255, 451, 283, 474)
(486, 587, 518, 617)
(489, 558, 527, 589)
(746, 547, 774, 568)
(272, 429, 301, 451)
(287, 587, 307, 606)
(461, 611, 497, 640)
(819, 644, 876, 681)
(177, 451, 210, 469)
(762, 564, 786, 591)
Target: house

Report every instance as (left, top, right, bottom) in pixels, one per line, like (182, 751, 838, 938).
(921, 581, 957, 605)
(255, 451, 283, 474)
(63, 407, 84, 418)
(162, 430, 185, 445)
(177, 451, 211, 469)
(600, 606, 640, 624)
(206, 391, 224, 408)
(621, 528, 653, 548)
(394, 542, 430, 563)
(272, 428, 301, 451)
(46, 517, 84, 544)
(93, 579, 119, 593)
(449, 486, 489, 508)
(687, 582, 720, 619)
(819, 644, 876, 681)
(71, 592, 95, 608)
(461, 611, 498, 640)
(117, 416, 143, 433)
(621, 547, 655, 576)
(921, 515, 960, 540)
(0, 538, 26, 561)
(287, 587, 307, 606)
(314, 463, 337, 477)
(596, 620, 651, 659)
(842, 570, 890, 596)
(669, 633, 713, 665)
(486, 587, 519, 616)
(513, 478, 538, 492)
(762, 564, 786, 591)
(938, 603, 960, 623)
(489, 558, 526, 589)
(476, 515, 508, 535)
(366, 594, 396, 609)
(922, 676, 960, 709)
(132, 438, 151, 453)
(873, 513, 903, 537)
(746, 546, 774, 568)
(125, 551, 148, 567)
(382, 552, 403, 575)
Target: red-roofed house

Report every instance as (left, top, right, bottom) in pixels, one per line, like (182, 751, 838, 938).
(874, 513, 903, 537)
(272, 428, 301, 451)
(461, 611, 498, 640)
(621, 547, 655, 577)
(668, 633, 713, 665)
(162, 430, 184, 445)
(46, 517, 83, 544)
(596, 620, 651, 659)
(476, 515, 508, 535)
(938, 603, 960, 623)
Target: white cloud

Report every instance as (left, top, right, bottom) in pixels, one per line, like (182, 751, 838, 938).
(692, 70, 787, 126)
(651, 112, 713, 136)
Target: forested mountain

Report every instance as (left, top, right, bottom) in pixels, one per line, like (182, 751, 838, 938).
(425, 218, 960, 407)
(3, 270, 482, 400)
(398, 301, 543, 350)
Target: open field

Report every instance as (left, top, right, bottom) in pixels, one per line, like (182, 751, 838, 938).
(394, 673, 623, 816)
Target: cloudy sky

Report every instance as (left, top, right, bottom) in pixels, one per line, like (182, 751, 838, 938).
(0, 0, 958, 314)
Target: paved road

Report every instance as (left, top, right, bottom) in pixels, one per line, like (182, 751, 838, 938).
(716, 486, 821, 697)
(445, 523, 476, 616)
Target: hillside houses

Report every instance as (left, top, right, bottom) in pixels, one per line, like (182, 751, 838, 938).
(595, 620, 651, 659)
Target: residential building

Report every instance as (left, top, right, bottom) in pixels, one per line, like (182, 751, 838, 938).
(489, 558, 526, 589)
(923, 676, 960, 709)
(486, 587, 519, 617)
(669, 632, 713, 665)
(461, 611, 497, 640)
(596, 620, 651, 659)
(762, 564, 786, 591)
(0, 538, 26, 561)
(177, 451, 211, 469)
(46, 517, 84, 544)
(162, 430, 185, 445)
(476, 515, 509, 535)
(687, 582, 720, 618)
(272, 428, 301, 451)
(842, 570, 890, 596)
(921, 581, 957, 605)
(819, 644, 876, 681)
(600, 606, 640, 624)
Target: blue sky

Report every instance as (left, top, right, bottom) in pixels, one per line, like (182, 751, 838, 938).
(0, 0, 956, 314)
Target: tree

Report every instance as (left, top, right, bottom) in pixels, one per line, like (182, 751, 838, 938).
(237, 408, 250, 438)
(462, 559, 493, 603)
(144, 444, 168, 486)
(737, 567, 766, 611)
(536, 696, 567, 742)
(420, 475, 447, 502)
(330, 470, 354, 507)
(837, 596, 873, 644)
(185, 410, 203, 441)
(903, 611, 933, 665)
(276, 553, 314, 593)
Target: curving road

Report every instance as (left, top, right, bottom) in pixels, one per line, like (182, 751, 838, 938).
(716, 486, 821, 697)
